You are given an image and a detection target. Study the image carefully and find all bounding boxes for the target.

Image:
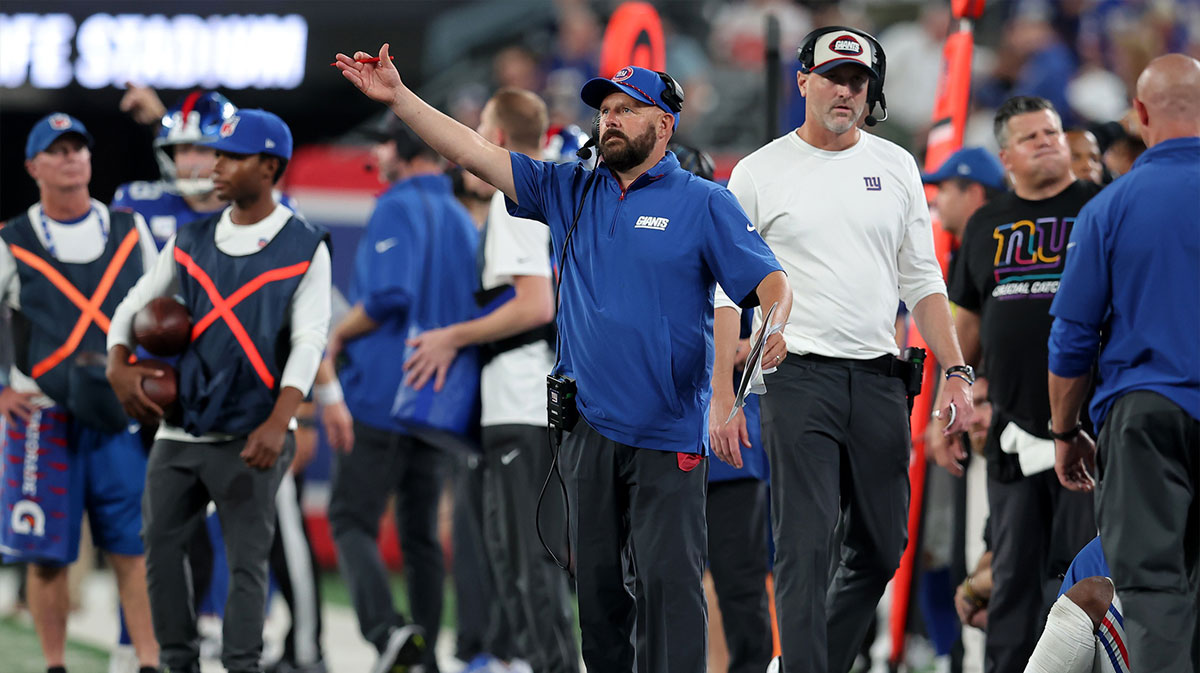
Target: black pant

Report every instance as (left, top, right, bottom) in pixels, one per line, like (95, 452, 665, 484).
(451, 450, 510, 661)
(268, 471, 324, 667)
(143, 437, 293, 673)
(328, 421, 448, 673)
(482, 424, 579, 672)
(707, 478, 773, 673)
(563, 420, 708, 673)
(1097, 391, 1200, 673)
(761, 357, 910, 673)
(985, 468, 1094, 673)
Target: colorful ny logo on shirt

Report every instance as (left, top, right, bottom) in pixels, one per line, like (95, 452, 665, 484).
(864, 177, 882, 191)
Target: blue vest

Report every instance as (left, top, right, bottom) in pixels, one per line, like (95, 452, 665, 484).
(173, 213, 326, 436)
(0, 208, 142, 432)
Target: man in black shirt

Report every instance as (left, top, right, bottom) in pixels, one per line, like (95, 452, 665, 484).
(938, 96, 1100, 673)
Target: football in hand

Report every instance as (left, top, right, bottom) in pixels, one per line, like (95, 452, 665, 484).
(139, 360, 178, 409)
(133, 297, 192, 356)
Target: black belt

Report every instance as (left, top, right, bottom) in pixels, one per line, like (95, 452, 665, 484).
(796, 352, 904, 378)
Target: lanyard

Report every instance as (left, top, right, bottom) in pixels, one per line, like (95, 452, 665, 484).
(37, 204, 107, 259)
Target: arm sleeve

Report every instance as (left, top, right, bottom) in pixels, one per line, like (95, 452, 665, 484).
(487, 206, 552, 280)
(504, 151, 559, 229)
(360, 198, 422, 323)
(948, 215, 983, 311)
(702, 187, 782, 309)
(279, 241, 331, 395)
(0, 242, 18, 311)
(714, 161, 760, 311)
(106, 237, 181, 351)
(131, 212, 160, 270)
(1048, 201, 1110, 377)
(896, 160, 947, 308)
(110, 182, 133, 211)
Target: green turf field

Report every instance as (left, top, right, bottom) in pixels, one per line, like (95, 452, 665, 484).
(0, 615, 110, 673)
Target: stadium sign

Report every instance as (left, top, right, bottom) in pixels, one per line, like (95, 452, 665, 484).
(0, 12, 308, 90)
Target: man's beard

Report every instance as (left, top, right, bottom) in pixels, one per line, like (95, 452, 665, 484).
(819, 99, 864, 135)
(599, 124, 656, 173)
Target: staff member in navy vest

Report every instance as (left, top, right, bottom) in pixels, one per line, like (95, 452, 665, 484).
(336, 44, 791, 673)
(0, 113, 161, 673)
(322, 119, 480, 673)
(106, 109, 331, 673)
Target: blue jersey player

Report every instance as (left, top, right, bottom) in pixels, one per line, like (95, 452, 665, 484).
(112, 90, 296, 250)
(112, 90, 237, 249)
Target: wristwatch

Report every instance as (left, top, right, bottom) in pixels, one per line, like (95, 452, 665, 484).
(1048, 421, 1083, 441)
(945, 364, 976, 385)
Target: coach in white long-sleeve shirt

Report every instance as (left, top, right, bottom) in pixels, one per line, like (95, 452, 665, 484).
(710, 28, 973, 673)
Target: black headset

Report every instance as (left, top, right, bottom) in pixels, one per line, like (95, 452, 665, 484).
(655, 70, 685, 113)
(669, 142, 715, 181)
(577, 70, 684, 161)
(797, 25, 888, 126)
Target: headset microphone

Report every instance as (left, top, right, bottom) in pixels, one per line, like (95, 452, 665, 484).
(576, 135, 598, 160)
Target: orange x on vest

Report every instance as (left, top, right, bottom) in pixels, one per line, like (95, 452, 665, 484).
(173, 246, 311, 390)
(8, 227, 141, 379)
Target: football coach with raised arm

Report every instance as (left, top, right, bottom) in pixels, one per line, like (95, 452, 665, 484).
(335, 44, 792, 673)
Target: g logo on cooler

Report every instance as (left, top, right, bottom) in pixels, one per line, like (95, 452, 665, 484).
(831, 36, 863, 55)
(613, 67, 634, 82)
(11, 500, 46, 536)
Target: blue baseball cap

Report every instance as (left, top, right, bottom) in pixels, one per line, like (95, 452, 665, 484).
(921, 147, 1006, 190)
(581, 66, 680, 128)
(203, 109, 293, 160)
(26, 113, 93, 160)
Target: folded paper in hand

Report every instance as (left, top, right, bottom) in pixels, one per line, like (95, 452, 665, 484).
(726, 302, 783, 424)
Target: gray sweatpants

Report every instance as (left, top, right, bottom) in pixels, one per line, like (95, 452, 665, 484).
(142, 436, 293, 673)
(482, 424, 579, 673)
(1097, 391, 1199, 673)
(761, 357, 910, 673)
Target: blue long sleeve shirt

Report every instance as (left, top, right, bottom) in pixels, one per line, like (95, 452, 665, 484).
(1048, 137, 1200, 426)
(341, 174, 480, 434)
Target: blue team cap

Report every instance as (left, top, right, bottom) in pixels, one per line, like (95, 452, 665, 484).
(203, 109, 293, 160)
(921, 147, 1006, 191)
(26, 113, 93, 160)
(581, 65, 681, 128)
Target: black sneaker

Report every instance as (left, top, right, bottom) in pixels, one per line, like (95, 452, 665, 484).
(370, 625, 426, 673)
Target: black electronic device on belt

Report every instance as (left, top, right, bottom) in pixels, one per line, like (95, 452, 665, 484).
(898, 346, 926, 411)
(546, 373, 578, 437)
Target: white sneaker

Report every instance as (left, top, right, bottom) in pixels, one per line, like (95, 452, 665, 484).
(370, 625, 427, 673)
(766, 656, 781, 673)
(107, 644, 139, 673)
